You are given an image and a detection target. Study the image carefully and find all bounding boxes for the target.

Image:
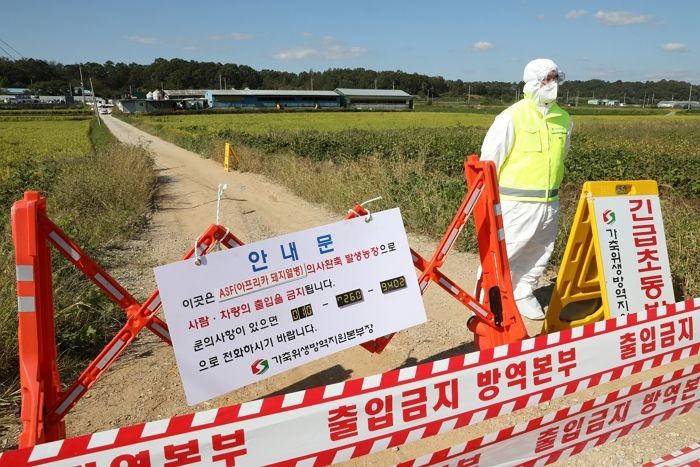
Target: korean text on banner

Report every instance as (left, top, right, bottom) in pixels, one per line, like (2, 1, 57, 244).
(593, 195, 673, 318)
(0, 299, 697, 467)
(154, 208, 427, 404)
(401, 364, 699, 466)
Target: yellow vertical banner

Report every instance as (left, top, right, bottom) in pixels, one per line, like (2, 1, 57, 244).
(543, 180, 674, 333)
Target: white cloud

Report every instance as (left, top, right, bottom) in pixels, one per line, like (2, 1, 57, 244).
(127, 36, 157, 45)
(594, 10, 653, 26)
(272, 37, 366, 61)
(183, 46, 198, 52)
(302, 32, 313, 37)
(471, 41, 495, 52)
(272, 48, 319, 60)
(320, 36, 366, 59)
(565, 9, 588, 19)
(210, 32, 254, 41)
(660, 43, 689, 53)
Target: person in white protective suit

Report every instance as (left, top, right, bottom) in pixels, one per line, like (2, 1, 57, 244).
(480, 58, 573, 320)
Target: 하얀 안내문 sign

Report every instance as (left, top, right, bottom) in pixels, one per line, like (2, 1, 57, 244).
(154, 208, 427, 405)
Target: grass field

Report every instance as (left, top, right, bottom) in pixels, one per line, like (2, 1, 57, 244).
(141, 111, 497, 134)
(119, 109, 700, 300)
(0, 118, 92, 158)
(0, 112, 155, 420)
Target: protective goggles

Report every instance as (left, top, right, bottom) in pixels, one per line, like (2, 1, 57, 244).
(539, 70, 566, 85)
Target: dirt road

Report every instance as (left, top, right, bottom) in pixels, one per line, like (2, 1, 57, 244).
(7, 114, 695, 464)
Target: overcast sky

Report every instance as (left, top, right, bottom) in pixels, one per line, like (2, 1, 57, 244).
(2, 0, 698, 83)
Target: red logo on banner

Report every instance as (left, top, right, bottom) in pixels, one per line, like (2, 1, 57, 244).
(251, 359, 269, 375)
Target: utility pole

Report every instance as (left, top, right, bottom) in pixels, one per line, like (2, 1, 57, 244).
(78, 64, 85, 105)
(689, 84, 693, 110)
(643, 91, 647, 108)
(467, 84, 471, 105)
(89, 77, 100, 126)
(311, 77, 314, 91)
(374, 78, 377, 90)
(219, 73, 222, 90)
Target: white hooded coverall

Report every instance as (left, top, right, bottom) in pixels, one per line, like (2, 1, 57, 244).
(480, 59, 573, 320)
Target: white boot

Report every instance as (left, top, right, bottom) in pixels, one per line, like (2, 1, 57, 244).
(516, 293, 545, 320)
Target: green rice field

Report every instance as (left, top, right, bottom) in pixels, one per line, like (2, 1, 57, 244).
(119, 110, 700, 299)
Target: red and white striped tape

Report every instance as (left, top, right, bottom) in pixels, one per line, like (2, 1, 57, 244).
(1, 298, 698, 466)
(642, 442, 700, 467)
(399, 364, 699, 466)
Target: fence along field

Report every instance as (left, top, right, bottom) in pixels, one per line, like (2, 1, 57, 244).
(119, 110, 700, 300)
(0, 111, 155, 441)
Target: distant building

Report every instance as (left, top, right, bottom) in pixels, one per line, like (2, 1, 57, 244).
(1, 93, 73, 106)
(587, 98, 622, 106)
(657, 100, 700, 109)
(206, 89, 341, 109)
(4, 87, 30, 95)
(119, 88, 414, 112)
(164, 89, 207, 100)
(117, 99, 176, 114)
(335, 89, 414, 110)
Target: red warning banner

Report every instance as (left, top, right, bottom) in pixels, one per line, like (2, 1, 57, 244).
(1, 299, 698, 466)
(399, 364, 699, 466)
(642, 441, 700, 466)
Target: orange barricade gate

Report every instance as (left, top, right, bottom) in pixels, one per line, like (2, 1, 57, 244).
(11, 192, 246, 447)
(348, 155, 528, 353)
(11, 156, 524, 447)
(11, 190, 386, 447)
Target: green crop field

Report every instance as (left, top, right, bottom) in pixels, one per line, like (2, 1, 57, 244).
(0, 118, 92, 159)
(139, 111, 497, 136)
(119, 110, 700, 300)
(127, 109, 697, 134)
(0, 112, 155, 422)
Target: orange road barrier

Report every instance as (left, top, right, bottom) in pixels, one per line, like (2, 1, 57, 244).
(347, 155, 527, 353)
(11, 156, 524, 447)
(11, 192, 245, 447)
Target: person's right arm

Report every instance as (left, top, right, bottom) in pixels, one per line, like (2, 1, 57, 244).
(480, 113, 514, 173)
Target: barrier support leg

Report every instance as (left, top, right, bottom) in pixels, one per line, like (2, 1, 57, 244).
(465, 157, 528, 349)
(12, 192, 65, 447)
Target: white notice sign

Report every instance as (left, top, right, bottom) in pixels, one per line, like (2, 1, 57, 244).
(593, 195, 674, 318)
(154, 208, 427, 405)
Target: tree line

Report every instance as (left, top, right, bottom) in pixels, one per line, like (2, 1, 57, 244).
(0, 57, 693, 105)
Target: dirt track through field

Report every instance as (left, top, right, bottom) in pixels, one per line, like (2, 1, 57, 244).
(9, 114, 696, 465)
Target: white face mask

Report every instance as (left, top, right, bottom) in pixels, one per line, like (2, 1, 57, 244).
(537, 82, 558, 104)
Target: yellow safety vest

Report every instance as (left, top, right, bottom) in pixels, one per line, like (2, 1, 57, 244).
(498, 99, 571, 202)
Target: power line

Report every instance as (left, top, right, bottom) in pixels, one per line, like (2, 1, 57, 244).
(0, 43, 15, 60)
(0, 37, 24, 59)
